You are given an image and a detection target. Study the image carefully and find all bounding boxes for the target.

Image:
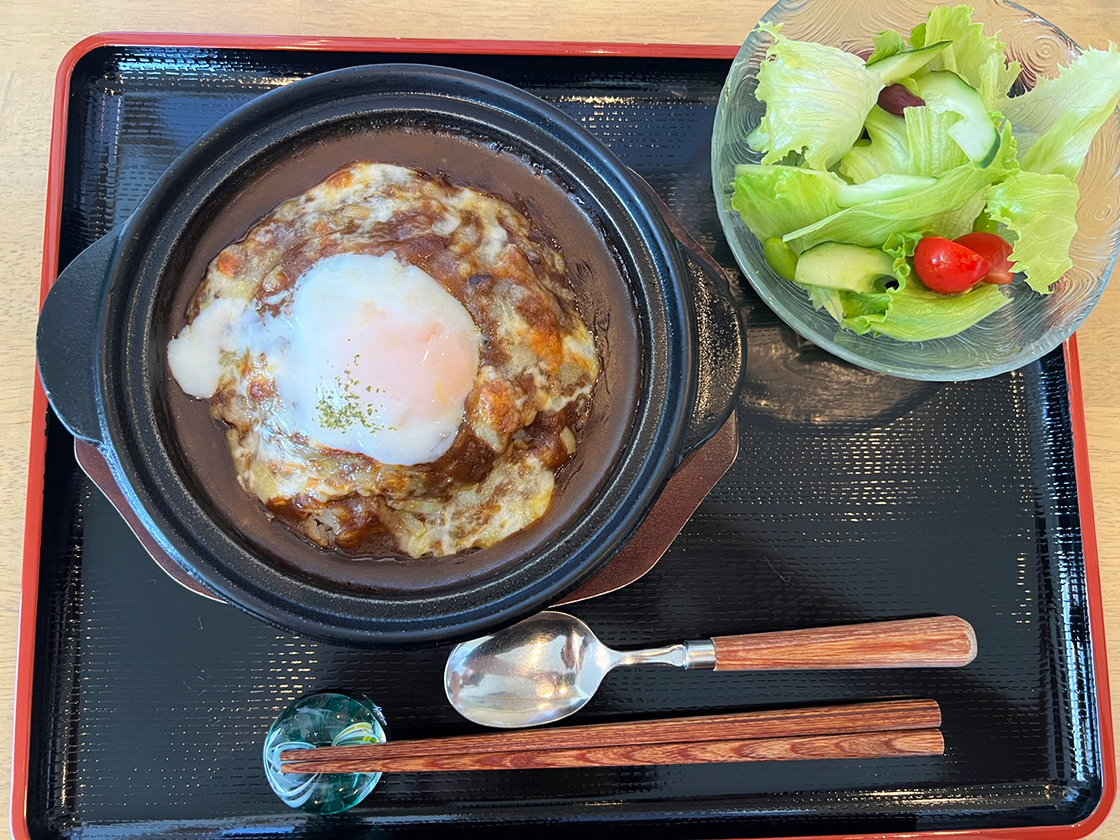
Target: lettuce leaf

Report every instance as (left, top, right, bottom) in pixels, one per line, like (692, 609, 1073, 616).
(905, 106, 971, 175)
(926, 190, 988, 240)
(842, 281, 1010, 340)
(732, 164, 937, 245)
(784, 121, 1017, 250)
(835, 174, 937, 206)
(882, 229, 924, 286)
(867, 29, 907, 64)
(910, 5, 1021, 109)
(730, 164, 844, 244)
(838, 107, 910, 183)
(839, 104, 972, 183)
(804, 284, 845, 322)
(983, 169, 1080, 294)
(1000, 45, 1120, 181)
(749, 22, 884, 169)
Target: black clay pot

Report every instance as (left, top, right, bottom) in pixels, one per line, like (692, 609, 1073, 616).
(36, 65, 744, 647)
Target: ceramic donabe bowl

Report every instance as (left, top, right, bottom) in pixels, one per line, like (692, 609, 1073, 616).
(37, 65, 745, 647)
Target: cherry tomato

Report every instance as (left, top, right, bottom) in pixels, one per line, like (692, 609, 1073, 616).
(954, 231, 1014, 285)
(913, 236, 992, 294)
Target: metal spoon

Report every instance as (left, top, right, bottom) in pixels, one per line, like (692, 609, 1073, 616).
(444, 611, 976, 728)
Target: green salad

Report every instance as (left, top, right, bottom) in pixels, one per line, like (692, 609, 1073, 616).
(731, 5, 1120, 341)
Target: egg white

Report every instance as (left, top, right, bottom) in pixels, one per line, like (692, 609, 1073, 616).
(169, 253, 481, 466)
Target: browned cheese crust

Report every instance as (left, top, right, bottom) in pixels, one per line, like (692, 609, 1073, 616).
(186, 162, 599, 557)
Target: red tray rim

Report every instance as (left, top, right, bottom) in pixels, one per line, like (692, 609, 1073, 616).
(11, 31, 1116, 840)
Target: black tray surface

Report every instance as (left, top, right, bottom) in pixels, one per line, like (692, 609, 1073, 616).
(26, 44, 1102, 840)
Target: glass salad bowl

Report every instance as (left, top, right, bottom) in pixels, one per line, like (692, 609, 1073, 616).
(711, 0, 1120, 380)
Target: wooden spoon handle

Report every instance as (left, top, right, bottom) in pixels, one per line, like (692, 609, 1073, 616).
(711, 616, 977, 671)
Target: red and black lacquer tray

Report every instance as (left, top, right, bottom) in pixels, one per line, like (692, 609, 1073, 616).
(12, 34, 1115, 840)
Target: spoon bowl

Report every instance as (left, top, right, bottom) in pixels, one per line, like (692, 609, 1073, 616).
(445, 611, 711, 728)
(444, 612, 615, 728)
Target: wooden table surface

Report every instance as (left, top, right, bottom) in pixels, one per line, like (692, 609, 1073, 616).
(2, 0, 1119, 835)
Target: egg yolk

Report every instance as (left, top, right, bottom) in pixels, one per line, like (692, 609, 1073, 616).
(275, 253, 482, 465)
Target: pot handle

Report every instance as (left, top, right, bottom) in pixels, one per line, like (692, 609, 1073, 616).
(628, 170, 745, 460)
(37, 231, 119, 446)
(675, 240, 746, 458)
(74, 440, 226, 603)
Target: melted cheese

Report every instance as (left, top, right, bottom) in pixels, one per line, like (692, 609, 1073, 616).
(169, 162, 599, 558)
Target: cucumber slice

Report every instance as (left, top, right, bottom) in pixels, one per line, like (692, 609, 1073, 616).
(866, 41, 950, 85)
(793, 242, 895, 294)
(912, 71, 1000, 166)
(835, 174, 937, 206)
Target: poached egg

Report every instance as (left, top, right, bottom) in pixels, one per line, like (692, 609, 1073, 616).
(169, 252, 481, 466)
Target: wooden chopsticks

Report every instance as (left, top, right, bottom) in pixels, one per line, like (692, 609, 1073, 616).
(280, 698, 943, 774)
